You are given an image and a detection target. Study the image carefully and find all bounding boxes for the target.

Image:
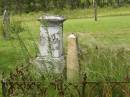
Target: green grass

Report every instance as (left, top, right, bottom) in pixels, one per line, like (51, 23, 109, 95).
(0, 7, 130, 96)
(0, 6, 130, 80)
(0, 14, 130, 71)
(65, 15, 130, 33)
(64, 15, 130, 46)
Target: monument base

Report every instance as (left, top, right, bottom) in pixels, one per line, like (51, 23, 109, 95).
(35, 56, 65, 74)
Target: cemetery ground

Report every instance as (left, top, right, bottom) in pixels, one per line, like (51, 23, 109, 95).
(0, 7, 130, 96)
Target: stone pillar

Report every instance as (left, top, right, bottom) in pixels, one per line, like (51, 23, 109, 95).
(3, 10, 10, 39)
(36, 16, 66, 73)
(67, 34, 79, 82)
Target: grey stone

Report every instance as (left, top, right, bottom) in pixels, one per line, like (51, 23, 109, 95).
(3, 10, 10, 39)
(36, 15, 66, 73)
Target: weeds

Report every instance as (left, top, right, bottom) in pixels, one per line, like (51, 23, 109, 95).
(1, 14, 130, 96)
(79, 44, 130, 81)
(10, 18, 25, 39)
(0, 19, 4, 39)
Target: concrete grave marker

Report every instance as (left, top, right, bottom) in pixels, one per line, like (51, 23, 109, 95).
(67, 34, 79, 82)
(36, 16, 66, 73)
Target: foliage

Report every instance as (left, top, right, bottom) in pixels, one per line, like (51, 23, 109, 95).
(1, 12, 130, 96)
(0, 0, 130, 14)
(0, 19, 4, 38)
(9, 19, 26, 39)
(2, 63, 130, 97)
(79, 45, 130, 81)
(10, 21, 24, 34)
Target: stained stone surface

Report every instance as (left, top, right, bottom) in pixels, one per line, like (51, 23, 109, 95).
(36, 57, 65, 73)
(39, 26, 63, 57)
(36, 16, 66, 73)
(67, 34, 79, 82)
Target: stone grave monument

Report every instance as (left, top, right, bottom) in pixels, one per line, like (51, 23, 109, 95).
(36, 15, 66, 73)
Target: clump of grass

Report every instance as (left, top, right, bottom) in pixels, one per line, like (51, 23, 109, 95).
(80, 44, 130, 81)
(0, 17, 26, 39)
(10, 18, 25, 39)
(85, 82, 129, 97)
(0, 19, 4, 39)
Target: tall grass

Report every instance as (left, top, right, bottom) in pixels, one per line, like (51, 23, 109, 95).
(80, 44, 130, 81)
(1, 13, 130, 96)
(0, 19, 4, 39)
(1, 14, 130, 80)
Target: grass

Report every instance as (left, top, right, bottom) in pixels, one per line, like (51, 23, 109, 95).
(65, 15, 130, 33)
(0, 15, 130, 78)
(64, 15, 130, 46)
(0, 13, 130, 69)
(0, 11, 130, 75)
(0, 6, 130, 96)
(0, 16, 130, 80)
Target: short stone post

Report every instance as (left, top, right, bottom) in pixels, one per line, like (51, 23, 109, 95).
(67, 34, 79, 82)
(1, 79, 7, 97)
(3, 10, 10, 39)
(36, 16, 66, 73)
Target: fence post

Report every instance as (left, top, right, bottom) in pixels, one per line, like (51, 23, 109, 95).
(82, 73, 87, 97)
(66, 34, 79, 82)
(1, 79, 7, 97)
(125, 66, 130, 97)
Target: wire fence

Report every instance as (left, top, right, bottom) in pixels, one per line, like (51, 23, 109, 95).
(1, 76, 130, 97)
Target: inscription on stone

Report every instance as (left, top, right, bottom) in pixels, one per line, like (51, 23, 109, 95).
(36, 16, 66, 73)
(40, 26, 62, 58)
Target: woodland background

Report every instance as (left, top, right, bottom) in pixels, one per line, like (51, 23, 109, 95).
(0, 0, 130, 14)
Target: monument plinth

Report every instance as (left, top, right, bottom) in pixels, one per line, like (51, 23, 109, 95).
(36, 16, 66, 73)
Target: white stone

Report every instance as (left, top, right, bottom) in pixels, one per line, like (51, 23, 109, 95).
(39, 26, 62, 58)
(68, 34, 76, 39)
(36, 15, 66, 73)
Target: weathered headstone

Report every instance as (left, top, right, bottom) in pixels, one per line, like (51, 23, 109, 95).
(3, 10, 10, 39)
(36, 16, 66, 73)
(67, 34, 79, 82)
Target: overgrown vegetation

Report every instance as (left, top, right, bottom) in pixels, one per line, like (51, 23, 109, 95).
(0, 13, 130, 77)
(2, 55, 130, 97)
(80, 45, 130, 81)
(10, 19, 25, 38)
(0, 7, 130, 96)
(0, 19, 3, 39)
